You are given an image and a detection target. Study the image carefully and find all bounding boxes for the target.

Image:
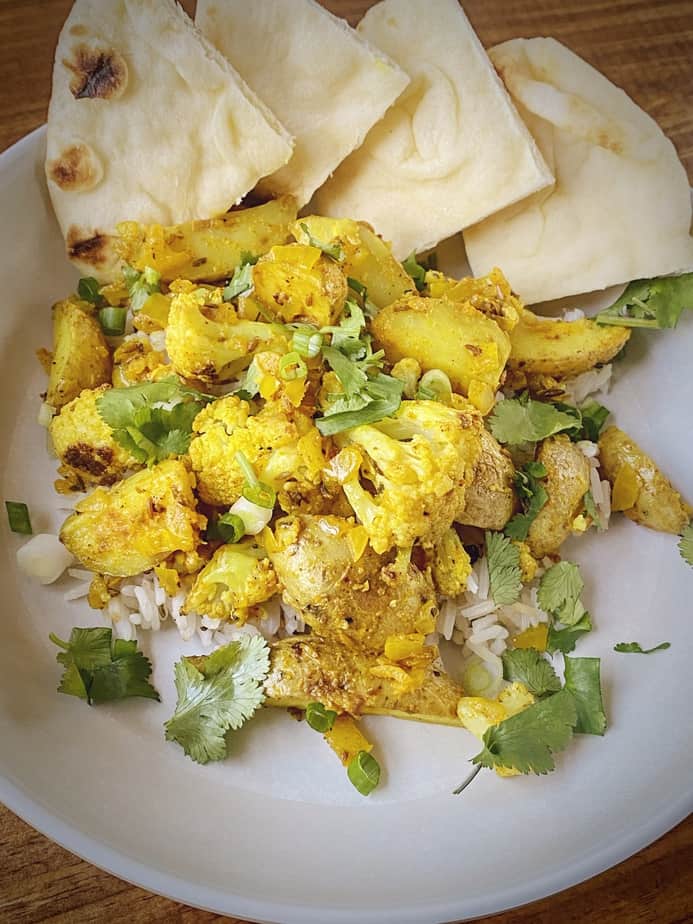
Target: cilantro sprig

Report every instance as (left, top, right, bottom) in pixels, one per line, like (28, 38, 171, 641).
(501, 648, 561, 697)
(96, 377, 211, 466)
(78, 276, 107, 308)
(563, 656, 606, 735)
(486, 531, 522, 605)
(596, 273, 693, 330)
(50, 627, 159, 705)
(536, 561, 593, 654)
(614, 641, 671, 654)
(489, 394, 609, 447)
(505, 461, 548, 540)
(165, 636, 270, 764)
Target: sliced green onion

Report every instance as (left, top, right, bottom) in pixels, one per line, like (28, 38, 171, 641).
(98, 306, 127, 336)
(461, 657, 493, 696)
(235, 450, 258, 486)
(347, 277, 366, 297)
(417, 369, 452, 404)
(279, 351, 308, 381)
(291, 329, 323, 359)
(305, 701, 337, 733)
(347, 750, 381, 796)
(216, 512, 245, 544)
(230, 496, 273, 534)
(6, 501, 32, 535)
(242, 482, 276, 510)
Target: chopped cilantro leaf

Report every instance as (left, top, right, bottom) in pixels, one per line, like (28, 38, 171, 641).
(77, 276, 106, 308)
(123, 264, 161, 311)
(537, 561, 585, 626)
(596, 273, 693, 330)
(614, 641, 671, 654)
(505, 461, 548, 540)
(472, 688, 577, 775)
(547, 612, 592, 654)
(579, 401, 610, 442)
(402, 252, 428, 291)
(50, 628, 159, 705)
(563, 656, 607, 736)
(164, 635, 269, 764)
(488, 394, 579, 446)
(486, 531, 522, 605)
(679, 523, 693, 567)
(223, 255, 256, 301)
(501, 648, 561, 697)
(96, 377, 210, 466)
(583, 490, 602, 529)
(299, 222, 344, 262)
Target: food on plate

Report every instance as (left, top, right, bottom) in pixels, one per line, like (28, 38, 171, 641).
(599, 427, 692, 534)
(117, 197, 299, 283)
(196, 0, 409, 207)
(45, 298, 111, 410)
(313, 0, 553, 259)
(464, 38, 693, 304)
(46, 0, 293, 279)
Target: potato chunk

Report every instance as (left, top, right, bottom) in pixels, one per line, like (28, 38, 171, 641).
(116, 196, 297, 282)
(527, 435, 591, 558)
(292, 215, 414, 308)
(371, 295, 510, 395)
(60, 460, 205, 576)
(459, 428, 516, 530)
(599, 426, 691, 534)
(45, 298, 111, 409)
(508, 308, 629, 381)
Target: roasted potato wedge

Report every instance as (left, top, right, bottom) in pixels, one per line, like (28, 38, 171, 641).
(292, 215, 414, 308)
(45, 297, 112, 410)
(508, 308, 629, 380)
(265, 635, 463, 726)
(527, 435, 591, 558)
(116, 196, 297, 282)
(599, 426, 691, 534)
(371, 295, 511, 395)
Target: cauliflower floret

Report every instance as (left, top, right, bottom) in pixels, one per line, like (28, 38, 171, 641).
(50, 385, 140, 491)
(59, 459, 206, 577)
(330, 399, 483, 554)
(189, 395, 325, 507)
(184, 539, 278, 621)
(431, 527, 472, 597)
(241, 243, 347, 328)
(165, 280, 288, 383)
(457, 682, 535, 778)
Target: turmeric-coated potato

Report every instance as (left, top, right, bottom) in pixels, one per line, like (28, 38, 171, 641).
(45, 298, 112, 410)
(371, 295, 511, 395)
(116, 196, 298, 282)
(527, 435, 591, 558)
(508, 308, 629, 381)
(458, 428, 516, 530)
(598, 426, 691, 534)
(292, 215, 414, 308)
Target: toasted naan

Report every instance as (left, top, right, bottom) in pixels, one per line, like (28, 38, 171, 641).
(196, 0, 409, 208)
(45, 0, 293, 279)
(464, 38, 693, 304)
(312, 0, 553, 259)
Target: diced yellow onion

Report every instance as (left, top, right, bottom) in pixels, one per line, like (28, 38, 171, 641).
(16, 533, 75, 585)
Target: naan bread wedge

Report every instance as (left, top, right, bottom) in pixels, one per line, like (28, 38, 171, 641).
(464, 38, 693, 305)
(196, 0, 409, 208)
(46, 0, 293, 279)
(313, 0, 553, 259)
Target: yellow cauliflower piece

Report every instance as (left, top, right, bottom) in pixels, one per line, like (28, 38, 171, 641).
(49, 385, 140, 490)
(244, 243, 347, 327)
(189, 395, 325, 507)
(457, 682, 535, 778)
(184, 539, 278, 621)
(165, 281, 287, 383)
(431, 527, 472, 597)
(59, 459, 205, 577)
(330, 399, 483, 554)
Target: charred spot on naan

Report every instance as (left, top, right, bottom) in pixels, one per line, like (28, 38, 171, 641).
(48, 142, 103, 192)
(63, 44, 128, 100)
(66, 226, 111, 268)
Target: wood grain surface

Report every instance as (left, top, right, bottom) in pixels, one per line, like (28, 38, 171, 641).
(1, 1, 692, 922)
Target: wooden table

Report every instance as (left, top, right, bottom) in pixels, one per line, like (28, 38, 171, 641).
(1, 1, 692, 921)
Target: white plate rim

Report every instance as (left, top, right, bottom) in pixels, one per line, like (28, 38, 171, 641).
(1, 126, 692, 924)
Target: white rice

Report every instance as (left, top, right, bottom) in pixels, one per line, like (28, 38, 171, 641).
(561, 363, 613, 404)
